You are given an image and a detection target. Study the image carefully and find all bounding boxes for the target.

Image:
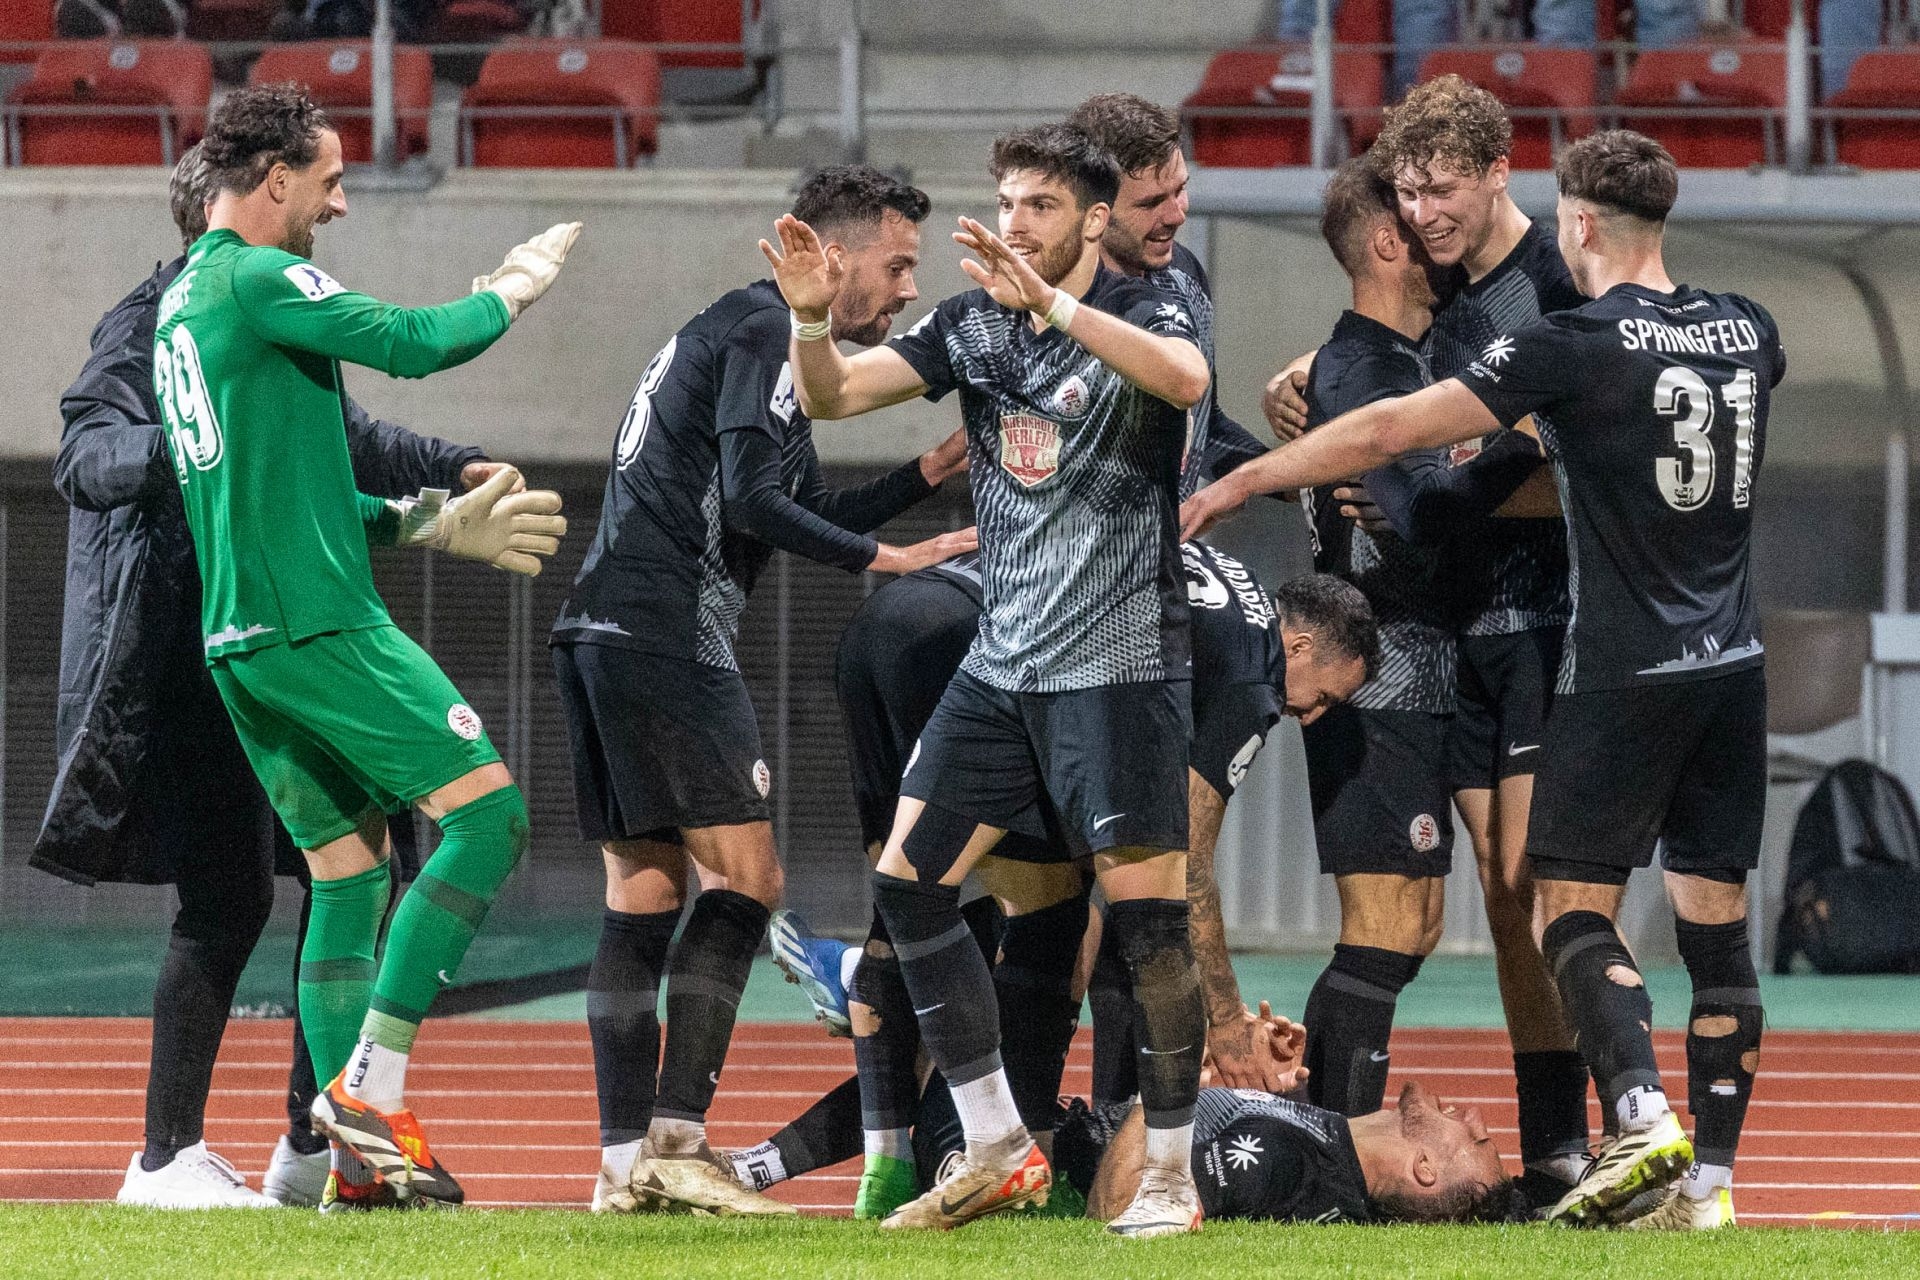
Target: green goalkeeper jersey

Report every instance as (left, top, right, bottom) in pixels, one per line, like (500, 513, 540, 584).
(153, 229, 511, 661)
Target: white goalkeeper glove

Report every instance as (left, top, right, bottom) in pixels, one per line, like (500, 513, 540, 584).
(393, 465, 567, 576)
(472, 222, 583, 321)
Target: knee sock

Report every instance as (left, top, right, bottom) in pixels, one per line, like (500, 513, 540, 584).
(652, 887, 771, 1138)
(1676, 916, 1763, 1183)
(588, 907, 678, 1149)
(731, 1075, 865, 1190)
(995, 890, 1089, 1135)
(871, 871, 1021, 1148)
(283, 887, 329, 1157)
(1541, 910, 1667, 1133)
(1301, 943, 1425, 1117)
(354, 785, 528, 1110)
(1087, 919, 1138, 1106)
(850, 913, 921, 1162)
(299, 861, 390, 1088)
(911, 1071, 965, 1188)
(1513, 1050, 1592, 1173)
(1107, 898, 1205, 1171)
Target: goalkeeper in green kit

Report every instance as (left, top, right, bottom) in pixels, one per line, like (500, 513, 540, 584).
(152, 85, 578, 1207)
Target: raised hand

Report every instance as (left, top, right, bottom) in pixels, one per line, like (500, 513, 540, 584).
(1180, 478, 1247, 542)
(759, 214, 841, 322)
(953, 217, 1056, 314)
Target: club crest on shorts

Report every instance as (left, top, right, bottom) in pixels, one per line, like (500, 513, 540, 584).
(1409, 813, 1441, 853)
(752, 759, 772, 798)
(1227, 733, 1265, 791)
(447, 703, 483, 740)
(1447, 437, 1484, 468)
(998, 414, 1060, 487)
(1048, 375, 1091, 420)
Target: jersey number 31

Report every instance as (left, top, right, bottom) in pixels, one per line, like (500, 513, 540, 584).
(154, 325, 224, 479)
(1653, 365, 1757, 513)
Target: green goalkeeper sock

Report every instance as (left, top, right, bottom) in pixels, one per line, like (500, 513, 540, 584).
(363, 784, 528, 1053)
(854, 1153, 918, 1220)
(300, 861, 391, 1084)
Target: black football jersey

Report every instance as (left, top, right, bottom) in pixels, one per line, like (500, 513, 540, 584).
(1459, 282, 1786, 692)
(1425, 221, 1581, 636)
(888, 264, 1197, 692)
(1151, 243, 1269, 498)
(1192, 1088, 1374, 1224)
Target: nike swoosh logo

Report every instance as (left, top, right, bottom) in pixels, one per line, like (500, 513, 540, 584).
(1092, 813, 1126, 831)
(1507, 744, 1540, 756)
(1369, 1051, 1390, 1062)
(915, 1003, 945, 1016)
(939, 1184, 988, 1216)
(1141, 1044, 1194, 1056)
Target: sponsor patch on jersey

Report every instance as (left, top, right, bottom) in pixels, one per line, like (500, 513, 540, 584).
(998, 414, 1060, 487)
(752, 759, 772, 798)
(1409, 813, 1441, 853)
(769, 361, 798, 425)
(447, 703, 484, 740)
(284, 263, 347, 302)
(1048, 374, 1092, 420)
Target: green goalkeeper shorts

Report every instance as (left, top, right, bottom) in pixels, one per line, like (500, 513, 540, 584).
(210, 624, 503, 850)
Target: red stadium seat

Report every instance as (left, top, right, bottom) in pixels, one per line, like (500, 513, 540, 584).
(0, 5, 52, 65)
(602, 0, 765, 69)
(249, 42, 434, 162)
(1183, 44, 1386, 168)
(1739, 0, 1819, 40)
(1417, 46, 1598, 168)
(7, 40, 211, 166)
(1613, 44, 1786, 167)
(1827, 47, 1920, 169)
(459, 41, 662, 167)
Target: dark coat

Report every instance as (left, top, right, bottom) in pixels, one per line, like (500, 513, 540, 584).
(33, 256, 487, 886)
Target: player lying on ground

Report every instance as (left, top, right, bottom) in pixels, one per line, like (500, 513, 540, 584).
(763, 123, 1214, 1237)
(154, 84, 577, 1207)
(553, 165, 971, 1217)
(1182, 130, 1782, 1231)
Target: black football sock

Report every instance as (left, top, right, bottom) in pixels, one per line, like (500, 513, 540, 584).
(1675, 916, 1764, 1172)
(1107, 899, 1205, 1146)
(588, 907, 679, 1146)
(1513, 1050, 1592, 1169)
(912, 1071, 965, 1188)
(772, 1074, 865, 1177)
(1541, 911, 1665, 1128)
(1302, 943, 1424, 1117)
(284, 885, 326, 1156)
(1087, 917, 1138, 1105)
(655, 889, 770, 1127)
(850, 913, 921, 1148)
(995, 890, 1090, 1134)
(871, 872, 1004, 1093)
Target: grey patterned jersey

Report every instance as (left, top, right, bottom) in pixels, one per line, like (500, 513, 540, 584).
(888, 265, 1196, 692)
(1424, 221, 1580, 636)
(1303, 311, 1457, 713)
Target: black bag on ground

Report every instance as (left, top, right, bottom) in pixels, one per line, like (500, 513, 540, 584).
(1775, 758, 1920, 974)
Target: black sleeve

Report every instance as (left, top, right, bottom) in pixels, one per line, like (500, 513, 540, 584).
(886, 298, 964, 402)
(1365, 429, 1544, 547)
(1114, 280, 1203, 348)
(715, 318, 878, 571)
(53, 292, 176, 513)
(1756, 302, 1787, 389)
(791, 447, 936, 534)
(1456, 318, 1586, 429)
(341, 397, 488, 500)
(1201, 404, 1268, 478)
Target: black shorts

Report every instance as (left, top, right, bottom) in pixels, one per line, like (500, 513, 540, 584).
(551, 642, 770, 843)
(1449, 627, 1565, 791)
(1302, 705, 1454, 878)
(901, 671, 1191, 859)
(1527, 665, 1766, 886)
(1191, 682, 1284, 802)
(1187, 542, 1285, 800)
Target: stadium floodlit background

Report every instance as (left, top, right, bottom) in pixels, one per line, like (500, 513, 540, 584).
(3, 0, 1920, 1249)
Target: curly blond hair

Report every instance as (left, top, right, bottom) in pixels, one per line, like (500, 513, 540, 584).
(1371, 75, 1512, 181)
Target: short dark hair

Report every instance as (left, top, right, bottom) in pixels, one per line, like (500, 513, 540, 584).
(200, 83, 333, 198)
(1555, 129, 1679, 224)
(1275, 573, 1380, 678)
(790, 164, 932, 242)
(1371, 74, 1512, 181)
(1320, 155, 1398, 277)
(1065, 93, 1182, 178)
(990, 124, 1120, 211)
(1370, 1175, 1520, 1225)
(169, 141, 213, 249)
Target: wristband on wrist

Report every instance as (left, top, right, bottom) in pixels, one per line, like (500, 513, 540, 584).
(791, 311, 833, 342)
(1042, 288, 1079, 331)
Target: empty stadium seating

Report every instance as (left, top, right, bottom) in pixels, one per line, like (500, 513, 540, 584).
(1183, 44, 1386, 167)
(1827, 46, 1920, 169)
(459, 41, 662, 167)
(7, 40, 212, 166)
(249, 41, 434, 161)
(1614, 44, 1787, 167)
(1415, 46, 1598, 168)
(603, 0, 763, 69)
(0, 6, 52, 64)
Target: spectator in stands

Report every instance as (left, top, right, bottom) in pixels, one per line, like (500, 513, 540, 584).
(55, 0, 186, 38)
(1274, 0, 1600, 95)
(1818, 0, 1883, 94)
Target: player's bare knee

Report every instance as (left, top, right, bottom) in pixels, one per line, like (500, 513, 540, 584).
(1605, 963, 1645, 989)
(1691, 1014, 1738, 1037)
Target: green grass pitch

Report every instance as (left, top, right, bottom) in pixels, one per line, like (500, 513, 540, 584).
(2, 1206, 1915, 1279)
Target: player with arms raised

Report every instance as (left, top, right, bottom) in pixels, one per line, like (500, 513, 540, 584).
(152, 85, 576, 1204)
(762, 124, 1214, 1237)
(1183, 130, 1782, 1230)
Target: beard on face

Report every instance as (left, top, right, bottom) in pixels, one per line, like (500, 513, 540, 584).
(1021, 224, 1089, 288)
(836, 307, 898, 348)
(283, 216, 318, 260)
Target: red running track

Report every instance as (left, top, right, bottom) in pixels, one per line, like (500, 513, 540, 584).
(1, 1018, 1914, 1228)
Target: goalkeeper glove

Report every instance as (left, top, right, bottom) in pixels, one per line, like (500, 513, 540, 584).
(394, 465, 567, 576)
(473, 222, 583, 321)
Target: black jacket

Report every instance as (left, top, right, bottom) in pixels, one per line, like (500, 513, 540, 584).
(33, 256, 486, 886)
